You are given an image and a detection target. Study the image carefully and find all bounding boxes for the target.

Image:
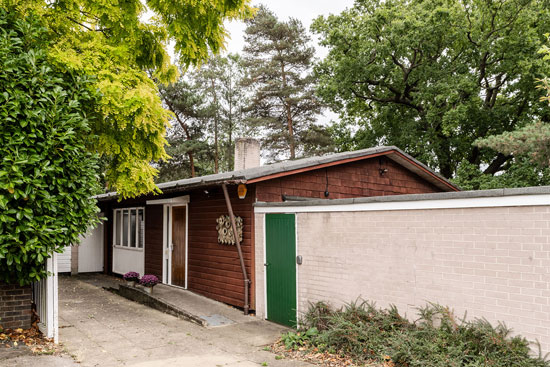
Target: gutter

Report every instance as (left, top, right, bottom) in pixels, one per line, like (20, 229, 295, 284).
(95, 179, 247, 202)
(221, 183, 251, 315)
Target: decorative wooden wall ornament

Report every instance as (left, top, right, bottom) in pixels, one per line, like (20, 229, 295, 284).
(216, 215, 243, 245)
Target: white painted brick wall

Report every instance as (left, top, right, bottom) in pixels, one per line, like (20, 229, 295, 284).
(255, 206, 550, 353)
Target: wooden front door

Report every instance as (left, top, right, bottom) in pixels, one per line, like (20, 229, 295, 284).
(171, 206, 187, 288)
(265, 213, 297, 327)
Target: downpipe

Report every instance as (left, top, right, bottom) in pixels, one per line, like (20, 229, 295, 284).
(221, 183, 251, 315)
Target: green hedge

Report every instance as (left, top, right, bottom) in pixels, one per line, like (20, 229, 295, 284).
(0, 9, 100, 285)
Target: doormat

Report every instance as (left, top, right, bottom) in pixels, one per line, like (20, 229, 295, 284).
(200, 314, 235, 327)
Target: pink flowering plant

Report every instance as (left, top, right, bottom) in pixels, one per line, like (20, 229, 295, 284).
(139, 275, 160, 287)
(123, 272, 140, 282)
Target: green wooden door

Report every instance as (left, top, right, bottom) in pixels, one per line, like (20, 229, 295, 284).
(265, 213, 296, 327)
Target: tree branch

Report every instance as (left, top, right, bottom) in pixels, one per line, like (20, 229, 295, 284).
(483, 153, 512, 175)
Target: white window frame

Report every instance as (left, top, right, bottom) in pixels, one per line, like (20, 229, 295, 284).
(113, 207, 145, 251)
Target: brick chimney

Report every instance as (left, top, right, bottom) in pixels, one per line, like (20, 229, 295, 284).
(234, 138, 260, 171)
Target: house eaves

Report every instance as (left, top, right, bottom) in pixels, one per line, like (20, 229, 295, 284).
(95, 146, 459, 201)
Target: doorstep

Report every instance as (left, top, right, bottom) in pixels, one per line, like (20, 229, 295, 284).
(108, 283, 255, 328)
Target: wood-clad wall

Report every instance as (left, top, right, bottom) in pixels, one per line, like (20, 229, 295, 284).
(255, 158, 441, 202)
(187, 185, 255, 309)
(96, 156, 444, 312)
(145, 205, 163, 280)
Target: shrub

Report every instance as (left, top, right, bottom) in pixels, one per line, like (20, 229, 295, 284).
(295, 301, 549, 367)
(139, 275, 159, 287)
(123, 272, 140, 282)
(0, 9, 100, 285)
(281, 327, 318, 350)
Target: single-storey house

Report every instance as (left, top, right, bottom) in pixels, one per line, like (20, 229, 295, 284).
(91, 140, 459, 322)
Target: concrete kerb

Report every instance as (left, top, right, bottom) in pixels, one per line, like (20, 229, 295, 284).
(106, 285, 207, 327)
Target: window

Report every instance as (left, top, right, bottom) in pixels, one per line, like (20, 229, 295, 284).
(113, 208, 145, 249)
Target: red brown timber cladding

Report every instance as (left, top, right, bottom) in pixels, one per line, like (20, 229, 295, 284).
(145, 205, 163, 280)
(187, 185, 255, 309)
(255, 158, 441, 202)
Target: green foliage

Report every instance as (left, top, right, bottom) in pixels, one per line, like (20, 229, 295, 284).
(158, 54, 249, 181)
(6, 0, 253, 198)
(281, 328, 318, 350)
(195, 54, 248, 173)
(158, 78, 217, 180)
(453, 158, 550, 190)
(476, 122, 550, 167)
(312, 0, 550, 180)
(242, 6, 332, 161)
(0, 9, 100, 284)
(476, 38, 550, 167)
(296, 301, 549, 367)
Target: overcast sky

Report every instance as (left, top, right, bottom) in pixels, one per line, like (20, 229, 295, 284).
(222, 0, 355, 58)
(221, 1, 355, 126)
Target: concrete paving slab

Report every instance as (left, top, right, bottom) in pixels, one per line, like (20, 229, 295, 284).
(3, 354, 79, 367)
(150, 284, 255, 326)
(202, 313, 236, 326)
(112, 281, 256, 328)
(58, 275, 312, 367)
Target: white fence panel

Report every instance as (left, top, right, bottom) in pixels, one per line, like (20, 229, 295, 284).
(32, 253, 58, 342)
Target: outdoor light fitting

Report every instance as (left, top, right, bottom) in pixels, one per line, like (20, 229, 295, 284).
(238, 184, 247, 199)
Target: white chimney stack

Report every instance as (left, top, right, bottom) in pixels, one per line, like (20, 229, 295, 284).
(234, 138, 260, 171)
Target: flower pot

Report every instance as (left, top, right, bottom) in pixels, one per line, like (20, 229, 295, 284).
(126, 281, 136, 287)
(143, 286, 153, 294)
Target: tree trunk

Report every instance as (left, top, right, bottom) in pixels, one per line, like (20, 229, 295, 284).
(280, 62, 295, 159)
(228, 82, 233, 171)
(163, 99, 196, 177)
(177, 118, 196, 178)
(211, 79, 219, 173)
(434, 134, 454, 179)
(484, 153, 512, 175)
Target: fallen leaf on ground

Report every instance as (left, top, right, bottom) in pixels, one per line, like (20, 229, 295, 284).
(0, 324, 62, 355)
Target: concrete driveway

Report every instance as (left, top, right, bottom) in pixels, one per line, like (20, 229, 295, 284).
(59, 276, 311, 367)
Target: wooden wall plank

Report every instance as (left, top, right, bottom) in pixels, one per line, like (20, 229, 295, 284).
(187, 185, 255, 309)
(256, 158, 441, 202)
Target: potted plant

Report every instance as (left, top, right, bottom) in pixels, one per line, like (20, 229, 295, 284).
(123, 272, 140, 287)
(139, 275, 159, 294)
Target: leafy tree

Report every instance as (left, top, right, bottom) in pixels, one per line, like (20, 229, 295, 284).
(453, 158, 550, 190)
(0, 0, 253, 284)
(312, 0, 550, 180)
(242, 6, 329, 161)
(0, 10, 100, 284)
(477, 41, 550, 168)
(9, 0, 254, 198)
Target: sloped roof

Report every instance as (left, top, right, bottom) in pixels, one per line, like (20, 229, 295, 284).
(96, 146, 459, 201)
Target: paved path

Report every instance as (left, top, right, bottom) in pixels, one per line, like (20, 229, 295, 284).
(59, 276, 312, 367)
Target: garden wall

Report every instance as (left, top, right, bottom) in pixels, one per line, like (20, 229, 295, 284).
(254, 187, 550, 354)
(0, 282, 32, 330)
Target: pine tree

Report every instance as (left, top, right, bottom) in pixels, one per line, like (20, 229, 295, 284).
(196, 54, 247, 172)
(241, 6, 328, 161)
(159, 80, 213, 179)
(158, 55, 247, 180)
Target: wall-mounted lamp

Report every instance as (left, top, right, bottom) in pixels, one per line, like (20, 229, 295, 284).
(238, 184, 247, 199)
(379, 157, 388, 176)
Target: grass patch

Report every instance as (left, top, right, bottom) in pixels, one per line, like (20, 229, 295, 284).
(281, 300, 549, 367)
